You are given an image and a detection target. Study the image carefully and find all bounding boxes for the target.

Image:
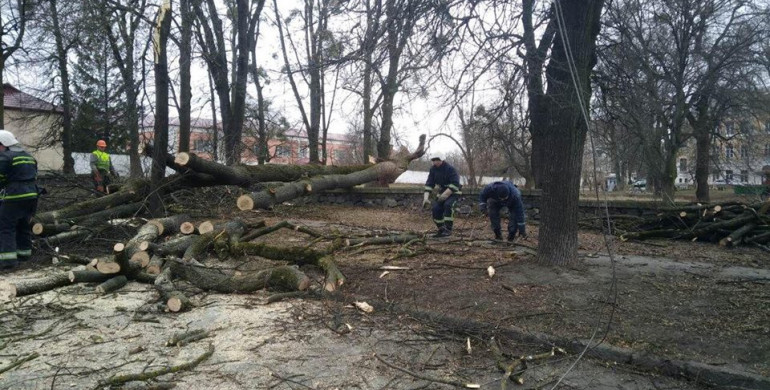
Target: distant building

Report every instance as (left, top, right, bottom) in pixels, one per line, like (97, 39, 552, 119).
(3, 84, 64, 170)
(677, 117, 770, 186)
(139, 117, 355, 165)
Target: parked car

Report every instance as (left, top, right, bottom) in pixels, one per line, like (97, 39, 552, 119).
(632, 179, 647, 188)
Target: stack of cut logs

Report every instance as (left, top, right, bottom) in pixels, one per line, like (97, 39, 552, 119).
(0, 134, 429, 305)
(1, 215, 352, 310)
(615, 201, 770, 249)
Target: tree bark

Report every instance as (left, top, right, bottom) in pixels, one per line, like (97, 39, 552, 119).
(150, 1, 172, 215)
(169, 261, 310, 293)
(237, 135, 425, 210)
(178, 0, 193, 153)
(694, 125, 712, 203)
(532, 0, 604, 265)
(49, 0, 76, 173)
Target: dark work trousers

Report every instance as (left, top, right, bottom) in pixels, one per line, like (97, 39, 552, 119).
(431, 193, 459, 231)
(487, 198, 514, 236)
(0, 198, 38, 263)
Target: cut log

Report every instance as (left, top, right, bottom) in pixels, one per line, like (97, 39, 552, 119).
(148, 214, 192, 236)
(148, 235, 198, 257)
(165, 291, 191, 312)
(240, 221, 322, 242)
(95, 259, 122, 274)
(231, 242, 344, 290)
(719, 223, 757, 247)
(41, 226, 109, 247)
(96, 275, 128, 294)
(197, 221, 214, 235)
(34, 181, 150, 224)
(32, 222, 72, 237)
(0, 273, 71, 302)
(146, 255, 165, 275)
(69, 270, 112, 284)
(344, 234, 421, 247)
(180, 222, 196, 235)
(169, 261, 310, 293)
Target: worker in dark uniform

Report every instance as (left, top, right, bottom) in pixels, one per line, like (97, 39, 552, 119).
(0, 130, 39, 270)
(479, 181, 526, 241)
(423, 157, 462, 237)
(91, 139, 118, 194)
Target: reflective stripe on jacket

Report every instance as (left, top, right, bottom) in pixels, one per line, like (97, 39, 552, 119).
(0, 147, 38, 201)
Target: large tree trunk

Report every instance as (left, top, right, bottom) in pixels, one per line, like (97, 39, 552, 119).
(49, 0, 75, 174)
(532, 0, 603, 265)
(237, 135, 426, 210)
(150, 1, 172, 216)
(694, 131, 711, 202)
(178, 0, 193, 153)
(522, 0, 556, 189)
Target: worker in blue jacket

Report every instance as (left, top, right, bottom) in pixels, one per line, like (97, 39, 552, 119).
(422, 157, 461, 237)
(0, 130, 39, 270)
(479, 181, 526, 241)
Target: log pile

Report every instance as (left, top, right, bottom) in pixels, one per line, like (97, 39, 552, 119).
(2, 135, 428, 307)
(610, 202, 770, 249)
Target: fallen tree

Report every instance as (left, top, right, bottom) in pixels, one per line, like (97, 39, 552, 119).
(7, 135, 427, 305)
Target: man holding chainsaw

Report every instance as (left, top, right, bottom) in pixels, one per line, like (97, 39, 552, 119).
(90, 140, 119, 194)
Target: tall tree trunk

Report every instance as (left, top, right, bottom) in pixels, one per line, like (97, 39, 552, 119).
(694, 131, 711, 202)
(362, 61, 374, 163)
(207, 72, 219, 161)
(177, 0, 193, 153)
(522, 1, 556, 189)
(150, 1, 172, 215)
(49, 0, 75, 173)
(533, 0, 603, 266)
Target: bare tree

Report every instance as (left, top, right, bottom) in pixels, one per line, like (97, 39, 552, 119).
(0, 0, 32, 124)
(150, 0, 172, 214)
(599, 0, 769, 201)
(193, 0, 265, 165)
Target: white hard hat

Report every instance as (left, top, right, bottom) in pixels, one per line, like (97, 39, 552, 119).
(0, 130, 19, 146)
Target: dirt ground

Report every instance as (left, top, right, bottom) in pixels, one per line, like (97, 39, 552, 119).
(1, 189, 769, 389)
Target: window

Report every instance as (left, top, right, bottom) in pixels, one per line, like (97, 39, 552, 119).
(299, 143, 308, 159)
(740, 145, 749, 159)
(193, 139, 213, 153)
(275, 145, 291, 158)
(740, 170, 749, 183)
(725, 170, 734, 182)
(333, 150, 346, 161)
(725, 144, 734, 160)
(679, 158, 687, 172)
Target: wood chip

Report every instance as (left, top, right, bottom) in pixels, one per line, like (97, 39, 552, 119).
(379, 271, 390, 278)
(487, 266, 495, 278)
(379, 266, 410, 270)
(353, 301, 374, 313)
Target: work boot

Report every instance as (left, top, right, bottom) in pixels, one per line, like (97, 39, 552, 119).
(493, 230, 503, 240)
(432, 228, 451, 238)
(507, 233, 515, 242)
